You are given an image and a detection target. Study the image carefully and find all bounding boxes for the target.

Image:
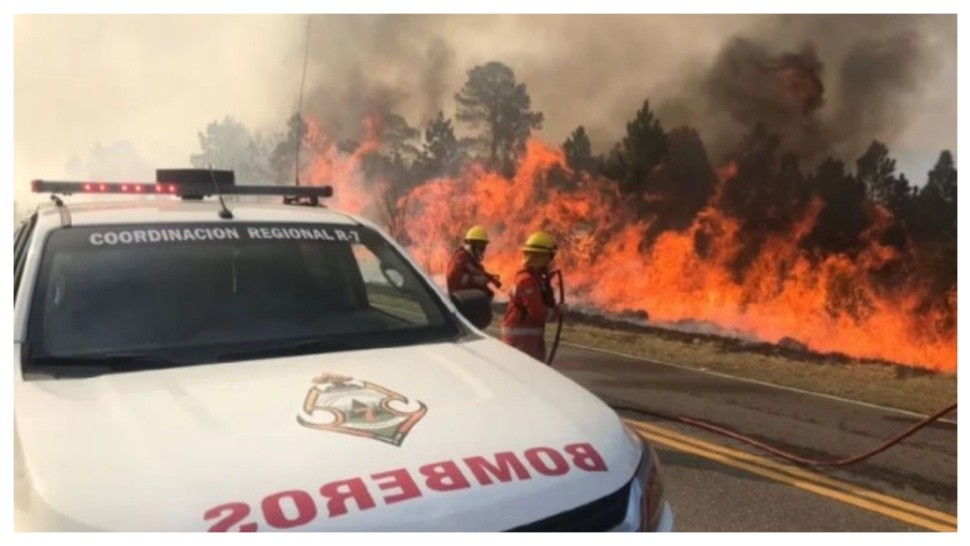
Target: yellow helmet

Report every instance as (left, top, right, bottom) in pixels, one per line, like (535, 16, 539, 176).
(521, 231, 557, 254)
(464, 225, 490, 243)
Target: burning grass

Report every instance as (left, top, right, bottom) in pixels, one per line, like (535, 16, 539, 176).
(298, 117, 956, 373)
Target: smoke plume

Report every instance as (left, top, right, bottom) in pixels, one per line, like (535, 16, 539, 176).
(293, 14, 950, 169)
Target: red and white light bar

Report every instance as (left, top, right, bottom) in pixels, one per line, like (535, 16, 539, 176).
(30, 180, 334, 198)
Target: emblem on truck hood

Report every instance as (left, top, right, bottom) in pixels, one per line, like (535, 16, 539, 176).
(297, 373, 427, 446)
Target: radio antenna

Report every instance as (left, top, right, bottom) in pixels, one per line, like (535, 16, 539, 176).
(208, 164, 233, 220)
(294, 14, 311, 187)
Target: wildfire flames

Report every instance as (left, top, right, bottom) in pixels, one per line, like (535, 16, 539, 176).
(301, 118, 957, 372)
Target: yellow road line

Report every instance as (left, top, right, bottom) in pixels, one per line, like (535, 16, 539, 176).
(625, 420, 957, 532)
(626, 419, 958, 527)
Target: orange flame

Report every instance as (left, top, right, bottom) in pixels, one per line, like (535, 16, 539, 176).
(304, 128, 956, 372)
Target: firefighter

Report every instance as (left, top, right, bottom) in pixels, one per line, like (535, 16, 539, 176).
(446, 226, 498, 299)
(501, 231, 568, 362)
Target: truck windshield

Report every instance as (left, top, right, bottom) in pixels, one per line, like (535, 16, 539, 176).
(25, 222, 463, 372)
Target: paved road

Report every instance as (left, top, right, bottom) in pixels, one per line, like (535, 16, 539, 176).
(550, 342, 958, 532)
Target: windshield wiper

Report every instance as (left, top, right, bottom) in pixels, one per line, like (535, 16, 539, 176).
(28, 353, 181, 377)
(217, 337, 366, 362)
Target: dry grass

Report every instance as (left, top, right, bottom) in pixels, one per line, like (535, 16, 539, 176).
(488, 312, 957, 416)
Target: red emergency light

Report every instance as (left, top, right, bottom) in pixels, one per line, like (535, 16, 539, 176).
(30, 179, 333, 199)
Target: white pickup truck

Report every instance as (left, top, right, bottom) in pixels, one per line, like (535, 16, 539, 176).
(13, 172, 673, 531)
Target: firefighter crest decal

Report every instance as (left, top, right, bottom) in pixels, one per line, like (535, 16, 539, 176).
(297, 373, 427, 446)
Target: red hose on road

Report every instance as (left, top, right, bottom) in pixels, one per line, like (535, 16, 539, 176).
(608, 401, 956, 468)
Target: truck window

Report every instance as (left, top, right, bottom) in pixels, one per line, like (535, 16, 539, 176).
(24, 223, 462, 373)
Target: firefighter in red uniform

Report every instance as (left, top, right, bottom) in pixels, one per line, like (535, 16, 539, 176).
(501, 231, 568, 362)
(446, 226, 497, 299)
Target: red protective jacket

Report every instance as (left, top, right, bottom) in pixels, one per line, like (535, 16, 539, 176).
(446, 247, 491, 296)
(501, 268, 557, 362)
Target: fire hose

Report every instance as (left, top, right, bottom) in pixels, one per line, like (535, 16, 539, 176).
(544, 269, 565, 366)
(608, 400, 956, 468)
(541, 269, 957, 468)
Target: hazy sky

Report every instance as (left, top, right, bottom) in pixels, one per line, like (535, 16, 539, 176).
(13, 14, 956, 207)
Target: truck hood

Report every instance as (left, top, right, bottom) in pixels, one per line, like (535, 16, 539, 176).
(15, 338, 640, 531)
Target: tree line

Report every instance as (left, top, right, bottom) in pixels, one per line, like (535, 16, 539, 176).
(191, 60, 957, 325)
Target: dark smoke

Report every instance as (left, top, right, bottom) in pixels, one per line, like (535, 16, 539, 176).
(421, 38, 457, 122)
(830, 31, 924, 159)
(703, 38, 826, 160)
(300, 15, 458, 142)
(292, 14, 949, 170)
(706, 38, 824, 127)
(684, 15, 935, 165)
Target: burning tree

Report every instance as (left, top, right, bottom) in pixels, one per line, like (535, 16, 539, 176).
(413, 111, 470, 181)
(455, 61, 544, 176)
(562, 126, 596, 174)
